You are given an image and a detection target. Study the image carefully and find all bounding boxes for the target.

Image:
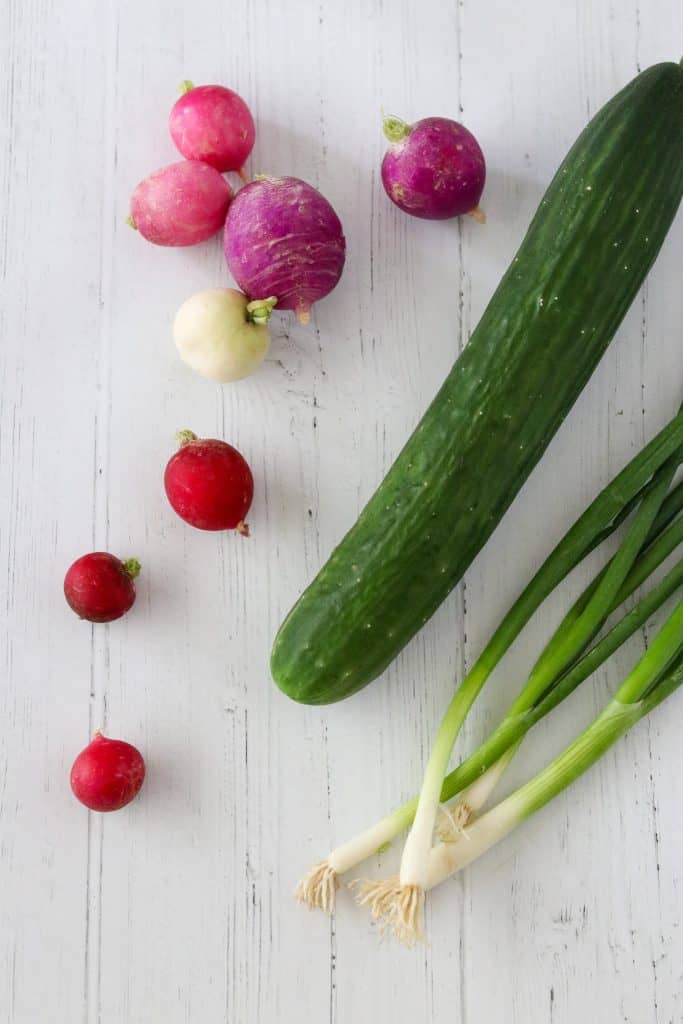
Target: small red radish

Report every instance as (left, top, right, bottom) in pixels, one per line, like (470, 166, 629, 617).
(381, 116, 486, 221)
(64, 552, 140, 623)
(164, 430, 253, 533)
(70, 732, 145, 812)
(129, 160, 232, 247)
(174, 288, 276, 383)
(224, 175, 345, 324)
(169, 81, 255, 177)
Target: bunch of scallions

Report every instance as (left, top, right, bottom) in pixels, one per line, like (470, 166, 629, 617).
(297, 405, 683, 945)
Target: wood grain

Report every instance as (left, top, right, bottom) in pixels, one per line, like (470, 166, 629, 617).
(0, 0, 681, 1021)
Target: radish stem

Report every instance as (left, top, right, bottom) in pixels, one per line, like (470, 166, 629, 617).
(176, 429, 198, 447)
(383, 116, 411, 143)
(245, 296, 277, 325)
(122, 558, 141, 580)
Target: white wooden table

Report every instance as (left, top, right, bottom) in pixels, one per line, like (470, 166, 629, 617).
(1, 1, 681, 1021)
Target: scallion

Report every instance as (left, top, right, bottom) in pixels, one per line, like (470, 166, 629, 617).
(360, 441, 680, 942)
(297, 413, 683, 914)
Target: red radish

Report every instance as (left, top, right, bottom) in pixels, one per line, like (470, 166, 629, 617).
(169, 81, 255, 177)
(70, 732, 145, 812)
(129, 160, 232, 247)
(223, 175, 345, 324)
(381, 116, 486, 221)
(64, 552, 140, 623)
(164, 430, 253, 533)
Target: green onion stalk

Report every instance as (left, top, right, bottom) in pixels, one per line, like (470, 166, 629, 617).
(420, 613, 683, 898)
(356, 646, 683, 943)
(349, 423, 681, 942)
(295, 411, 683, 916)
(393, 453, 676, 916)
(354, 559, 683, 941)
(300, 546, 683, 917)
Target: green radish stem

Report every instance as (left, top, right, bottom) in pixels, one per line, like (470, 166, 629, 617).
(397, 449, 679, 893)
(176, 429, 198, 447)
(246, 296, 277, 325)
(383, 116, 411, 143)
(425, 647, 683, 890)
(122, 558, 141, 580)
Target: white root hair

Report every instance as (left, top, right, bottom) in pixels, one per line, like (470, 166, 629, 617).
(352, 877, 425, 947)
(295, 860, 339, 912)
(436, 800, 473, 843)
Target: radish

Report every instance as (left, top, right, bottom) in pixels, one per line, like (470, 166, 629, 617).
(381, 116, 486, 221)
(129, 160, 232, 247)
(224, 175, 346, 324)
(164, 430, 253, 533)
(169, 82, 255, 177)
(70, 732, 145, 812)
(64, 552, 140, 623)
(174, 288, 276, 383)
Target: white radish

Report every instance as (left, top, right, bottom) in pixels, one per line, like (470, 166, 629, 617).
(173, 288, 276, 383)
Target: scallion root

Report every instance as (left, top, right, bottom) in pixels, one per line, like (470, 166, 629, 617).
(352, 878, 425, 946)
(295, 860, 339, 912)
(436, 800, 473, 843)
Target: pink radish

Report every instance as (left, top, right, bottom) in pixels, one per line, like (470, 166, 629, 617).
(70, 732, 145, 812)
(64, 552, 140, 623)
(381, 116, 486, 221)
(129, 160, 232, 246)
(169, 82, 255, 177)
(223, 175, 346, 324)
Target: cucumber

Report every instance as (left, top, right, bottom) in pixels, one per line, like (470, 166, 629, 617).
(272, 61, 683, 705)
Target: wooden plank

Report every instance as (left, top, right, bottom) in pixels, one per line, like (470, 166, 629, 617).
(0, 0, 110, 1020)
(0, 0, 680, 1021)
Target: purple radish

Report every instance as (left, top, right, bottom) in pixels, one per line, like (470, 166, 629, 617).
(381, 116, 486, 222)
(224, 176, 345, 324)
(129, 161, 232, 247)
(169, 82, 255, 178)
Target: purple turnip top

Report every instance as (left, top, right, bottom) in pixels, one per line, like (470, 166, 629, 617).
(381, 116, 486, 221)
(224, 175, 346, 323)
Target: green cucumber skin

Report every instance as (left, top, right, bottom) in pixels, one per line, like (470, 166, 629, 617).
(272, 62, 683, 705)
